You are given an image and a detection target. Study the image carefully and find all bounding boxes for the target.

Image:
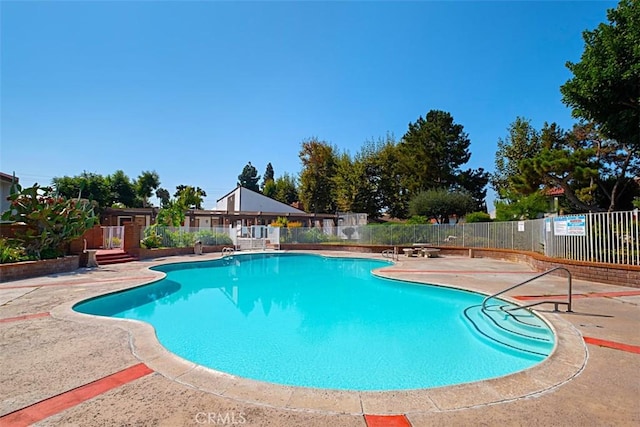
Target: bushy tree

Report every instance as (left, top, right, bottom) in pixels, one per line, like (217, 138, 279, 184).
(108, 170, 140, 208)
(408, 189, 475, 224)
(136, 170, 160, 207)
(465, 211, 492, 223)
(156, 199, 186, 227)
(512, 123, 600, 211)
(494, 192, 549, 221)
(238, 162, 260, 192)
(174, 185, 207, 210)
(332, 147, 382, 218)
(53, 172, 111, 211)
(274, 173, 299, 206)
(561, 0, 640, 150)
(298, 138, 337, 213)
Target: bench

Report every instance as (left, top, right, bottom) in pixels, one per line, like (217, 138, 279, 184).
(403, 248, 416, 257)
(421, 248, 440, 258)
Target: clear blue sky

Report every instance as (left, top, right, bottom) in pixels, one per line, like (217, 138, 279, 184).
(1, 0, 617, 210)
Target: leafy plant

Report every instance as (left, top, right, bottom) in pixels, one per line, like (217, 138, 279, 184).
(141, 233, 162, 249)
(0, 238, 30, 264)
(465, 212, 493, 223)
(1, 183, 98, 259)
(194, 230, 233, 245)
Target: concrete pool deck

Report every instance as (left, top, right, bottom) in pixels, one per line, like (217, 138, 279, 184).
(1, 251, 638, 426)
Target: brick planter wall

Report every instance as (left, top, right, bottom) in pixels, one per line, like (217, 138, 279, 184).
(440, 247, 639, 287)
(0, 256, 80, 283)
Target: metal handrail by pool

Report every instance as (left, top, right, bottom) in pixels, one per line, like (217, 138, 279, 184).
(482, 267, 573, 313)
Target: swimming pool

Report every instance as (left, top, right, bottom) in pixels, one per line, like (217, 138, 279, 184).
(74, 253, 554, 391)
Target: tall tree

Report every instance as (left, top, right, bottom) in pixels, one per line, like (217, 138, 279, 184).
(374, 135, 407, 218)
(155, 187, 171, 208)
(107, 170, 140, 208)
(238, 162, 260, 192)
(136, 170, 160, 207)
(492, 117, 542, 197)
(560, 0, 640, 150)
(274, 173, 299, 206)
(263, 179, 277, 199)
(174, 185, 207, 210)
(52, 172, 111, 210)
(398, 110, 471, 196)
(332, 144, 383, 218)
(261, 162, 275, 192)
(456, 168, 490, 212)
(298, 138, 337, 214)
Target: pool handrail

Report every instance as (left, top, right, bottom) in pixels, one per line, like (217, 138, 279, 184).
(482, 267, 573, 313)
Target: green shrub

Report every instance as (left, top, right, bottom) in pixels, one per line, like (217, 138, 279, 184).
(168, 230, 195, 247)
(0, 238, 30, 264)
(465, 212, 493, 223)
(194, 230, 233, 245)
(406, 216, 428, 224)
(141, 233, 162, 249)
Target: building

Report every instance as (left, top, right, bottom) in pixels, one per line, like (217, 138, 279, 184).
(0, 172, 19, 215)
(102, 185, 339, 229)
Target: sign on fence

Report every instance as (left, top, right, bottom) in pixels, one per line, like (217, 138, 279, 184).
(553, 215, 586, 236)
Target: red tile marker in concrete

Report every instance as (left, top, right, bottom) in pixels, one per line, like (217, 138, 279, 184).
(0, 363, 153, 426)
(364, 414, 412, 427)
(0, 312, 50, 323)
(583, 336, 640, 354)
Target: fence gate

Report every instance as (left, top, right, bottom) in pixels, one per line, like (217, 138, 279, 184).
(102, 226, 125, 250)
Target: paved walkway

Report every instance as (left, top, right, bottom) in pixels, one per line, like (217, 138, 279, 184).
(1, 251, 638, 426)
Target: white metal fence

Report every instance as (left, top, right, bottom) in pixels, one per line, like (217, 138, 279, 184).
(102, 226, 124, 249)
(280, 210, 639, 266)
(141, 210, 639, 266)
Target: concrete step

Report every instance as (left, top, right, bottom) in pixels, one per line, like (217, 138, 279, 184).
(96, 252, 137, 265)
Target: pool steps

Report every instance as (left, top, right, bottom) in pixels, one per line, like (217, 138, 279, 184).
(463, 304, 554, 358)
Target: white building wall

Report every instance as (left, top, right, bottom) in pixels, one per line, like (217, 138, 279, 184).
(238, 187, 303, 213)
(0, 181, 14, 214)
(216, 186, 304, 214)
(215, 187, 241, 211)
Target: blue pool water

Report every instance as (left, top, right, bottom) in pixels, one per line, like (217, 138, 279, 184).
(74, 253, 553, 391)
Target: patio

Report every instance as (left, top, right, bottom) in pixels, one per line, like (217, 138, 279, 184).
(1, 251, 638, 426)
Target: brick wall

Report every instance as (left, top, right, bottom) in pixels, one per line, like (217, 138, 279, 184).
(0, 256, 80, 283)
(438, 246, 639, 288)
(0, 224, 22, 239)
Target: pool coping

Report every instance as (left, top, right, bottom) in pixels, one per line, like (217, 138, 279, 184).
(50, 251, 588, 416)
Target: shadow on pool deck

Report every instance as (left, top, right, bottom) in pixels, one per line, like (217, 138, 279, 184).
(0, 251, 638, 426)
